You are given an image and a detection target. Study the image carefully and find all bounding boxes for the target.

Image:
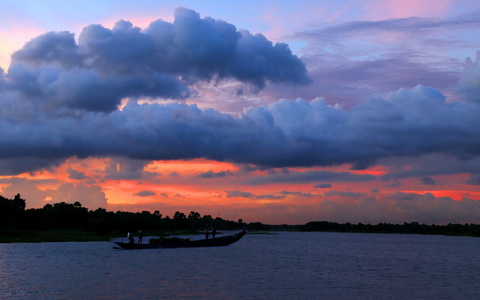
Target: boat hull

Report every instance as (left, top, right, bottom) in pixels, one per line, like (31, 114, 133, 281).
(114, 230, 246, 249)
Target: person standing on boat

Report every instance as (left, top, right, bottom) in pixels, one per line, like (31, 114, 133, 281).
(205, 227, 209, 240)
(138, 230, 143, 244)
(212, 225, 216, 239)
(127, 232, 134, 244)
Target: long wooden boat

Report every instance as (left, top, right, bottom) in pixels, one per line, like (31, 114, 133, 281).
(114, 229, 246, 249)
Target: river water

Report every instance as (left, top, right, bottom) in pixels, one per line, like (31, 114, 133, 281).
(0, 231, 479, 299)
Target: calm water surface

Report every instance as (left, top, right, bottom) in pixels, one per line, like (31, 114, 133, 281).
(0, 231, 479, 299)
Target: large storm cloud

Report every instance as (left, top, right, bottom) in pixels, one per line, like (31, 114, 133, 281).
(1, 8, 480, 175)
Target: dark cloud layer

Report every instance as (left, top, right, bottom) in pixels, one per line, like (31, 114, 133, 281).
(5, 8, 309, 113)
(2, 82, 480, 174)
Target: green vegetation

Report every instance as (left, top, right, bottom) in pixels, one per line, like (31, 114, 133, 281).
(0, 194, 479, 243)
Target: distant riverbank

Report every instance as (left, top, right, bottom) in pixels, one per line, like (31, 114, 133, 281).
(2, 221, 480, 243)
(2, 196, 479, 243)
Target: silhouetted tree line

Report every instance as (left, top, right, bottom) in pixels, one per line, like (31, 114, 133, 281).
(299, 221, 480, 237)
(0, 194, 244, 234)
(1, 194, 479, 237)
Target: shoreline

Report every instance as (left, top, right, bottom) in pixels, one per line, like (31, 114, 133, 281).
(1, 226, 479, 243)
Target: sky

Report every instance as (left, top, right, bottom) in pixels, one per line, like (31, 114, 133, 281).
(1, 0, 480, 225)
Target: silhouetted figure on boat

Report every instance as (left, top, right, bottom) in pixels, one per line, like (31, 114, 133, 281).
(205, 228, 209, 240)
(212, 225, 217, 239)
(127, 232, 134, 244)
(138, 230, 143, 244)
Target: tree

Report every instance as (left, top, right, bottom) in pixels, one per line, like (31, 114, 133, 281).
(46, 202, 89, 229)
(188, 211, 201, 221)
(14, 194, 26, 210)
(173, 211, 188, 228)
(0, 194, 26, 229)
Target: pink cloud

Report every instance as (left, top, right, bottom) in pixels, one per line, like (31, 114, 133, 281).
(362, 0, 454, 20)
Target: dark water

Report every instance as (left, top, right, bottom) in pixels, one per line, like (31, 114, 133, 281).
(0, 232, 479, 299)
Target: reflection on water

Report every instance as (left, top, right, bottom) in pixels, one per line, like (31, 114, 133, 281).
(1, 232, 480, 299)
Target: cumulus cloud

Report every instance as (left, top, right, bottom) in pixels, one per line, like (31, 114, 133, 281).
(281, 191, 313, 197)
(48, 183, 108, 209)
(198, 170, 234, 178)
(1, 83, 480, 174)
(315, 183, 332, 189)
(256, 194, 285, 199)
(226, 190, 254, 198)
(5, 7, 309, 113)
(134, 190, 157, 197)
